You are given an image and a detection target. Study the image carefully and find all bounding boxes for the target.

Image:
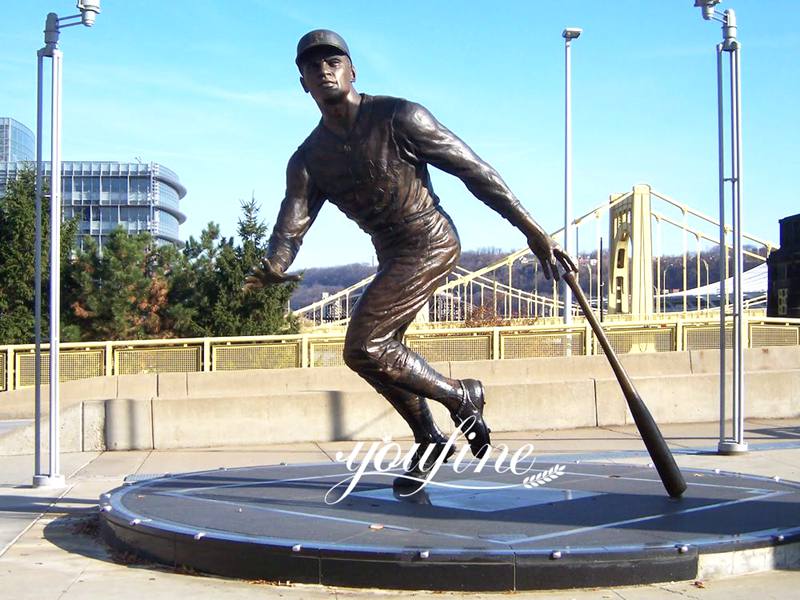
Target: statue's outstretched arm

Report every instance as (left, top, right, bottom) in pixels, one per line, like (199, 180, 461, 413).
(245, 151, 324, 289)
(394, 101, 569, 279)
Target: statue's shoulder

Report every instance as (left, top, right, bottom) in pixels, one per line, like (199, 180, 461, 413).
(364, 94, 416, 119)
(383, 96, 432, 123)
(366, 94, 403, 106)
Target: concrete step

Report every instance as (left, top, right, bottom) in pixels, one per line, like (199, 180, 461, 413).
(0, 419, 31, 437)
(0, 403, 104, 456)
(97, 368, 800, 451)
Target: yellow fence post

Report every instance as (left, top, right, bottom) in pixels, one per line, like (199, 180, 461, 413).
(14, 349, 22, 390)
(585, 322, 593, 356)
(301, 334, 310, 368)
(105, 342, 113, 376)
(203, 339, 212, 371)
(113, 345, 120, 376)
(4, 348, 12, 392)
(744, 313, 751, 349)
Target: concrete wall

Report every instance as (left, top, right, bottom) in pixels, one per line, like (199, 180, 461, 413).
(1, 346, 797, 454)
(0, 375, 148, 420)
(0, 400, 105, 455)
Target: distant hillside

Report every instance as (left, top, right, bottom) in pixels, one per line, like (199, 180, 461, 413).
(289, 244, 767, 310)
(290, 247, 511, 309)
(290, 263, 376, 309)
(457, 247, 510, 272)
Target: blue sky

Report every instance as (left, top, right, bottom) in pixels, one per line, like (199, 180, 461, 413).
(2, 1, 798, 268)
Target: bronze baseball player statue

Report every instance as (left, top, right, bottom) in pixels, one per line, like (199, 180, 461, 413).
(246, 30, 571, 472)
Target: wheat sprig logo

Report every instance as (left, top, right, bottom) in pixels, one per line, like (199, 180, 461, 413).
(523, 464, 566, 488)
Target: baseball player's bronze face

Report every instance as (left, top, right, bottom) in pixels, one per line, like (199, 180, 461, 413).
(299, 48, 355, 105)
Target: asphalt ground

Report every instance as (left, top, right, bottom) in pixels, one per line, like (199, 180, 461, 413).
(1, 418, 799, 599)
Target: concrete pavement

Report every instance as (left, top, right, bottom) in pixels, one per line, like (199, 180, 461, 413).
(1, 418, 799, 599)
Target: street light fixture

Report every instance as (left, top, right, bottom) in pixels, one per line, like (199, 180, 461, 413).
(587, 258, 597, 307)
(33, 1, 101, 489)
(662, 265, 673, 313)
(693, 0, 747, 455)
(77, 1, 101, 26)
(562, 27, 582, 324)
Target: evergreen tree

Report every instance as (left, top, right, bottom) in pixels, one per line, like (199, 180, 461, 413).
(236, 195, 297, 335)
(3, 180, 298, 343)
(62, 230, 178, 341)
(238, 193, 268, 259)
(167, 197, 298, 338)
(0, 168, 77, 344)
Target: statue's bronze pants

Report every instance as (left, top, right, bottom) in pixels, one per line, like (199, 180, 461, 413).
(343, 212, 463, 441)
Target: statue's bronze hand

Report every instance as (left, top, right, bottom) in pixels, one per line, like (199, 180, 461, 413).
(528, 234, 558, 281)
(527, 235, 577, 281)
(243, 258, 301, 291)
(554, 247, 578, 275)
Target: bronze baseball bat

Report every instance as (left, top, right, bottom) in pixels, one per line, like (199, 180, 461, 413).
(560, 263, 686, 498)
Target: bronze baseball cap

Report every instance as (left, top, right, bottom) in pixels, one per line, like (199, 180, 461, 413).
(296, 29, 351, 66)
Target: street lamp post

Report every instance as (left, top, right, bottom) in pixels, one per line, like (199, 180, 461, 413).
(33, 1, 101, 489)
(694, 0, 747, 455)
(662, 265, 673, 313)
(562, 27, 582, 325)
(585, 260, 594, 306)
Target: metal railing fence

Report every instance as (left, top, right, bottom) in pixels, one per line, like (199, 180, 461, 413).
(1, 314, 798, 392)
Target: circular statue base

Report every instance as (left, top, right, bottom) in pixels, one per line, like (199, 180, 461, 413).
(99, 461, 800, 591)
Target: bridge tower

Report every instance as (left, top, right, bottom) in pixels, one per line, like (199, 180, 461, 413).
(608, 184, 654, 316)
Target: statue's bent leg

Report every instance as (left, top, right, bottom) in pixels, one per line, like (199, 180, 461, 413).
(377, 385, 444, 443)
(371, 381, 455, 472)
(343, 239, 491, 457)
(358, 326, 455, 472)
(344, 245, 462, 407)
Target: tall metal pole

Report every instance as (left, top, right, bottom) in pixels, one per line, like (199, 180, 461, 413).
(32, 3, 101, 487)
(599, 236, 604, 322)
(586, 262, 593, 303)
(728, 42, 741, 447)
(33, 12, 65, 489)
(47, 48, 65, 485)
(562, 28, 581, 324)
(564, 35, 573, 324)
(704, 5, 747, 455)
(716, 42, 727, 447)
(34, 50, 45, 481)
(731, 38, 746, 448)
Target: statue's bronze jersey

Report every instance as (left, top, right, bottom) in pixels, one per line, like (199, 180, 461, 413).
(298, 94, 446, 248)
(266, 93, 542, 270)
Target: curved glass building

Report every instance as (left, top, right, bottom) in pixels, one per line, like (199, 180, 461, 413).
(0, 118, 187, 248)
(58, 161, 187, 247)
(0, 117, 35, 163)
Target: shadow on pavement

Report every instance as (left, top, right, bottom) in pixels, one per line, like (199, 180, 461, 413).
(43, 511, 166, 571)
